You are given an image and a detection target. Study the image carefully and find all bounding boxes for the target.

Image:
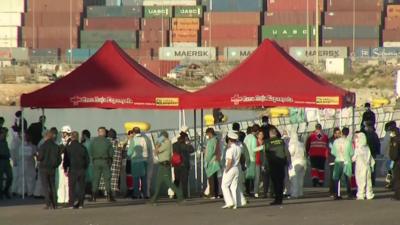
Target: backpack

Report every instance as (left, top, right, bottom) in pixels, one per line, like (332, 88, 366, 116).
(171, 151, 183, 167)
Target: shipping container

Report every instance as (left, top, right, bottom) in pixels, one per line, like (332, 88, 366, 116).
(0, 48, 13, 60)
(0, 40, 18, 48)
(171, 30, 199, 43)
(139, 30, 168, 43)
(170, 42, 198, 47)
(202, 25, 259, 39)
(144, 6, 173, 18)
(324, 11, 382, 26)
(387, 4, 400, 18)
(86, 6, 143, 17)
(274, 40, 317, 52)
(26, 0, 84, 13)
(81, 30, 137, 42)
(202, 39, 259, 47)
(383, 42, 400, 47)
(138, 59, 180, 77)
(172, 18, 200, 30)
(0, 13, 22, 26)
(29, 48, 59, 63)
(0, 0, 25, 13)
(124, 48, 153, 59)
(262, 25, 316, 40)
(264, 11, 321, 25)
(204, 12, 261, 25)
(84, 18, 140, 30)
(11, 48, 29, 61)
(122, 0, 144, 6)
(159, 47, 216, 61)
(0, 27, 20, 39)
(106, 0, 122, 6)
(355, 47, 400, 58)
(139, 42, 165, 50)
(202, 0, 263, 12)
(266, 0, 324, 12)
(81, 41, 136, 49)
(322, 39, 380, 52)
(22, 27, 78, 40)
(24, 12, 82, 27)
(326, 0, 383, 11)
(385, 17, 400, 30)
(65, 48, 91, 63)
(323, 26, 380, 39)
(223, 47, 256, 61)
(143, 0, 197, 6)
(23, 38, 79, 52)
(141, 18, 170, 30)
(383, 30, 400, 42)
(289, 47, 348, 62)
(174, 6, 203, 18)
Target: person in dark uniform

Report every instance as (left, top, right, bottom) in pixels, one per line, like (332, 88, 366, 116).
(265, 127, 287, 205)
(90, 127, 115, 202)
(64, 131, 89, 209)
(27, 115, 46, 147)
(363, 121, 381, 186)
(0, 128, 12, 200)
(0, 117, 4, 129)
(361, 103, 376, 131)
(172, 132, 195, 199)
(389, 127, 400, 200)
(37, 130, 61, 209)
(261, 116, 281, 141)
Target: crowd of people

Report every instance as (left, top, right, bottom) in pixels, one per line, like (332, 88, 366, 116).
(1, 103, 400, 210)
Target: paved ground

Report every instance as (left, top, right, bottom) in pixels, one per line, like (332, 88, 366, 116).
(1, 187, 399, 225)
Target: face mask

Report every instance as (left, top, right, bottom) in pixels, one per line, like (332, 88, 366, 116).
(390, 133, 396, 138)
(206, 135, 210, 140)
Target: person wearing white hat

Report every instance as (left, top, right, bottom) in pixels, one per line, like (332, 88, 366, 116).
(221, 131, 242, 209)
(57, 125, 72, 205)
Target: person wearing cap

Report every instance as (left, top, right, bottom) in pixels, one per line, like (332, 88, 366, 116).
(204, 128, 221, 199)
(0, 128, 12, 199)
(150, 131, 183, 204)
(361, 103, 376, 131)
(57, 125, 72, 205)
(221, 132, 242, 209)
(90, 127, 115, 202)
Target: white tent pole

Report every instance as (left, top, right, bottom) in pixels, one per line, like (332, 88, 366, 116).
(21, 108, 25, 199)
(182, 110, 186, 127)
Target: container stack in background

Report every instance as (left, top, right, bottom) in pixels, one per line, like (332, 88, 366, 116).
(262, 0, 323, 51)
(383, 4, 400, 47)
(22, 0, 84, 62)
(322, 0, 383, 53)
(201, 0, 262, 61)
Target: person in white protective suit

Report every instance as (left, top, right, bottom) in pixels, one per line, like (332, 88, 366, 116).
(221, 131, 243, 209)
(288, 129, 307, 198)
(15, 134, 37, 197)
(57, 125, 72, 204)
(352, 132, 375, 200)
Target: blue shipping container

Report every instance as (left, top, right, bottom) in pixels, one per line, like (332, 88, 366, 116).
(65, 49, 91, 63)
(201, 0, 263, 11)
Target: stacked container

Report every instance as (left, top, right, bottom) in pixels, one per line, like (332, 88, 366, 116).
(322, 0, 383, 53)
(383, 4, 400, 46)
(262, 0, 322, 51)
(0, 0, 24, 48)
(23, 0, 84, 61)
(170, 5, 202, 47)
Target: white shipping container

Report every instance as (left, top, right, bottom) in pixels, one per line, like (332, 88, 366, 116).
(289, 47, 348, 62)
(170, 42, 198, 47)
(383, 42, 400, 47)
(224, 47, 257, 61)
(0, 0, 25, 13)
(0, 27, 19, 39)
(0, 13, 22, 26)
(0, 39, 18, 47)
(325, 58, 351, 75)
(143, 0, 197, 6)
(159, 47, 216, 61)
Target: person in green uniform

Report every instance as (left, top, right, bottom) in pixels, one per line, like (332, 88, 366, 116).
(205, 128, 221, 199)
(0, 128, 12, 199)
(150, 131, 183, 204)
(90, 127, 115, 202)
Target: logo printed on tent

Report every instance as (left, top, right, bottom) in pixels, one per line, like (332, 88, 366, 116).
(70, 96, 134, 106)
(231, 94, 293, 105)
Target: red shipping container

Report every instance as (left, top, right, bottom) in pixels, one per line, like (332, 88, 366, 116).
(139, 30, 168, 43)
(22, 26, 79, 40)
(326, 0, 383, 11)
(139, 42, 166, 49)
(84, 18, 140, 30)
(385, 17, 400, 30)
(387, 5, 400, 18)
(383, 30, 400, 42)
(171, 30, 199, 43)
(141, 18, 170, 30)
(24, 12, 82, 27)
(26, 0, 84, 13)
(322, 39, 379, 52)
(266, 0, 324, 12)
(124, 48, 153, 60)
(324, 11, 382, 26)
(203, 12, 261, 26)
(202, 39, 259, 47)
(201, 25, 259, 39)
(264, 11, 321, 25)
(139, 59, 179, 77)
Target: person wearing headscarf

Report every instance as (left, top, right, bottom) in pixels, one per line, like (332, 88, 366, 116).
(352, 132, 375, 200)
(288, 129, 307, 198)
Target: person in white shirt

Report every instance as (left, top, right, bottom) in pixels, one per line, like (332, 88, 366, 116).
(221, 132, 242, 209)
(288, 130, 307, 198)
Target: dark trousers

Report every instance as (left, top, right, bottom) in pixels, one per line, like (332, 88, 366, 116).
(270, 163, 285, 203)
(0, 160, 12, 197)
(150, 164, 183, 203)
(245, 179, 254, 196)
(208, 172, 219, 198)
(329, 164, 335, 195)
(40, 169, 57, 208)
(68, 170, 86, 207)
(263, 167, 271, 197)
(310, 156, 326, 185)
(371, 162, 377, 187)
(393, 163, 400, 200)
(174, 167, 189, 198)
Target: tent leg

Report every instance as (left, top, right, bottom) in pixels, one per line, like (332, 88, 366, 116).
(21, 108, 25, 200)
(193, 110, 198, 193)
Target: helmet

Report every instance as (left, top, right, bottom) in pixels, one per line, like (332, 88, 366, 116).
(61, 125, 72, 133)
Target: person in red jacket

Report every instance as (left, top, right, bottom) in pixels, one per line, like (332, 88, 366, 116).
(306, 124, 329, 187)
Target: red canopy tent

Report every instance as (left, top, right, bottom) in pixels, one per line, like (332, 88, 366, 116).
(181, 39, 355, 109)
(21, 40, 187, 109)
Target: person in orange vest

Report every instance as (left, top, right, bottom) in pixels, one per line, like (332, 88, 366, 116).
(306, 124, 329, 187)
